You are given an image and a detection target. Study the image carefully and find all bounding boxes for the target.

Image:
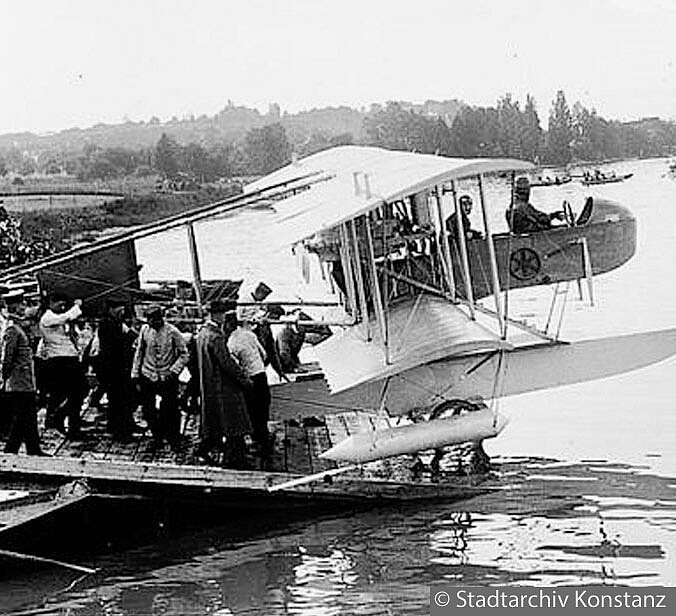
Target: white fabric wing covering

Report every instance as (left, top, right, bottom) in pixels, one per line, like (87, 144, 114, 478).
(313, 295, 512, 393)
(245, 146, 533, 246)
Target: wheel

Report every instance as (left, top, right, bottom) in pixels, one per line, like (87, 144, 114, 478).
(429, 398, 482, 420)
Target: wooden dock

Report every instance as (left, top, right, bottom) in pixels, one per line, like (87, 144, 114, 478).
(0, 375, 493, 510)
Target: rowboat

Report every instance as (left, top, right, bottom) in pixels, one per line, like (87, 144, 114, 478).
(581, 173, 633, 186)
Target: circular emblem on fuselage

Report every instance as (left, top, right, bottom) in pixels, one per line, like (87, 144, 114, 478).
(509, 247, 541, 280)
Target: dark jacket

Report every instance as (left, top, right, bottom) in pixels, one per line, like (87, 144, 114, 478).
(507, 199, 553, 233)
(196, 321, 252, 440)
(277, 324, 305, 373)
(254, 321, 284, 377)
(1, 320, 35, 392)
(446, 212, 481, 241)
(96, 317, 132, 380)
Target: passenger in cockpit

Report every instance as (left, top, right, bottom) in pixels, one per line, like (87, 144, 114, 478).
(446, 195, 482, 241)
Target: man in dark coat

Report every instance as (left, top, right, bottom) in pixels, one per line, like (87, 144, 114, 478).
(507, 177, 565, 233)
(96, 300, 139, 439)
(1, 291, 48, 456)
(446, 195, 482, 242)
(195, 300, 252, 468)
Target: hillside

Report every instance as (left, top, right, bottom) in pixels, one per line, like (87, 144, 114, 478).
(0, 99, 465, 153)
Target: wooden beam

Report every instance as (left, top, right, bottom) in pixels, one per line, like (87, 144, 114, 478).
(364, 213, 389, 363)
(186, 223, 204, 314)
(339, 224, 357, 317)
(477, 174, 505, 335)
(433, 185, 456, 298)
(350, 219, 371, 340)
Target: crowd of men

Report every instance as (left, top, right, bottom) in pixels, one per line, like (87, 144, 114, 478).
(0, 281, 309, 470)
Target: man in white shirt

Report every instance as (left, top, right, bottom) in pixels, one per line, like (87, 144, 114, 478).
(228, 308, 271, 466)
(39, 292, 87, 438)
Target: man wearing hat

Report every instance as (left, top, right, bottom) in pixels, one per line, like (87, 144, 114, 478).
(38, 292, 87, 438)
(195, 300, 252, 468)
(508, 177, 566, 234)
(228, 303, 272, 467)
(131, 305, 188, 449)
(1, 290, 48, 456)
(446, 194, 483, 242)
(247, 282, 287, 383)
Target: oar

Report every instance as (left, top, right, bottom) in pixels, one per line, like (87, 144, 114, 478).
(267, 464, 358, 492)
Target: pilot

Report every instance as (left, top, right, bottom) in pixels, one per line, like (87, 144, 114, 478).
(446, 195, 482, 241)
(506, 177, 565, 234)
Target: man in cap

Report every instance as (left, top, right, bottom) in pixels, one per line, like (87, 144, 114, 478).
(38, 292, 87, 438)
(507, 177, 565, 234)
(244, 282, 287, 382)
(1, 290, 48, 456)
(131, 305, 188, 449)
(195, 299, 252, 468)
(228, 304, 272, 467)
(445, 194, 483, 242)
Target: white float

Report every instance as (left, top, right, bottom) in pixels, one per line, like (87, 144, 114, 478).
(319, 408, 508, 464)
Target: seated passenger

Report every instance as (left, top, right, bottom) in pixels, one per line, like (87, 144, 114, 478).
(506, 177, 565, 234)
(445, 195, 482, 241)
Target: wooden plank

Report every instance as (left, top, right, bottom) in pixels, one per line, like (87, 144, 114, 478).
(306, 425, 335, 472)
(284, 424, 312, 475)
(324, 414, 349, 447)
(269, 421, 287, 472)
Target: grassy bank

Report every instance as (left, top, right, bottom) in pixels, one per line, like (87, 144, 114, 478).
(20, 186, 241, 250)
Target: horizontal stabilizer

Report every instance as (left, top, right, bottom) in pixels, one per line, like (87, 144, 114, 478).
(319, 408, 508, 464)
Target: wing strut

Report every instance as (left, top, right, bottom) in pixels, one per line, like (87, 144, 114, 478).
(477, 174, 505, 335)
(450, 180, 475, 318)
(364, 212, 389, 364)
(433, 184, 456, 299)
(350, 220, 371, 341)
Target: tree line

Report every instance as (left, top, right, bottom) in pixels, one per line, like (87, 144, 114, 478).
(364, 91, 676, 164)
(2, 90, 676, 182)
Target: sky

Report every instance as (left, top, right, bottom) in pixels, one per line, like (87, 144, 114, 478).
(1, 0, 675, 135)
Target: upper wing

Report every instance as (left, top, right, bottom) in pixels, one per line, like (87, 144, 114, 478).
(247, 145, 534, 245)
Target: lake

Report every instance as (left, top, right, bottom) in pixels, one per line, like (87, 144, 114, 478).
(3, 157, 676, 614)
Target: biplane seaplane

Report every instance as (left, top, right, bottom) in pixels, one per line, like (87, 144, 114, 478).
(1, 146, 675, 484)
(241, 145, 676, 471)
